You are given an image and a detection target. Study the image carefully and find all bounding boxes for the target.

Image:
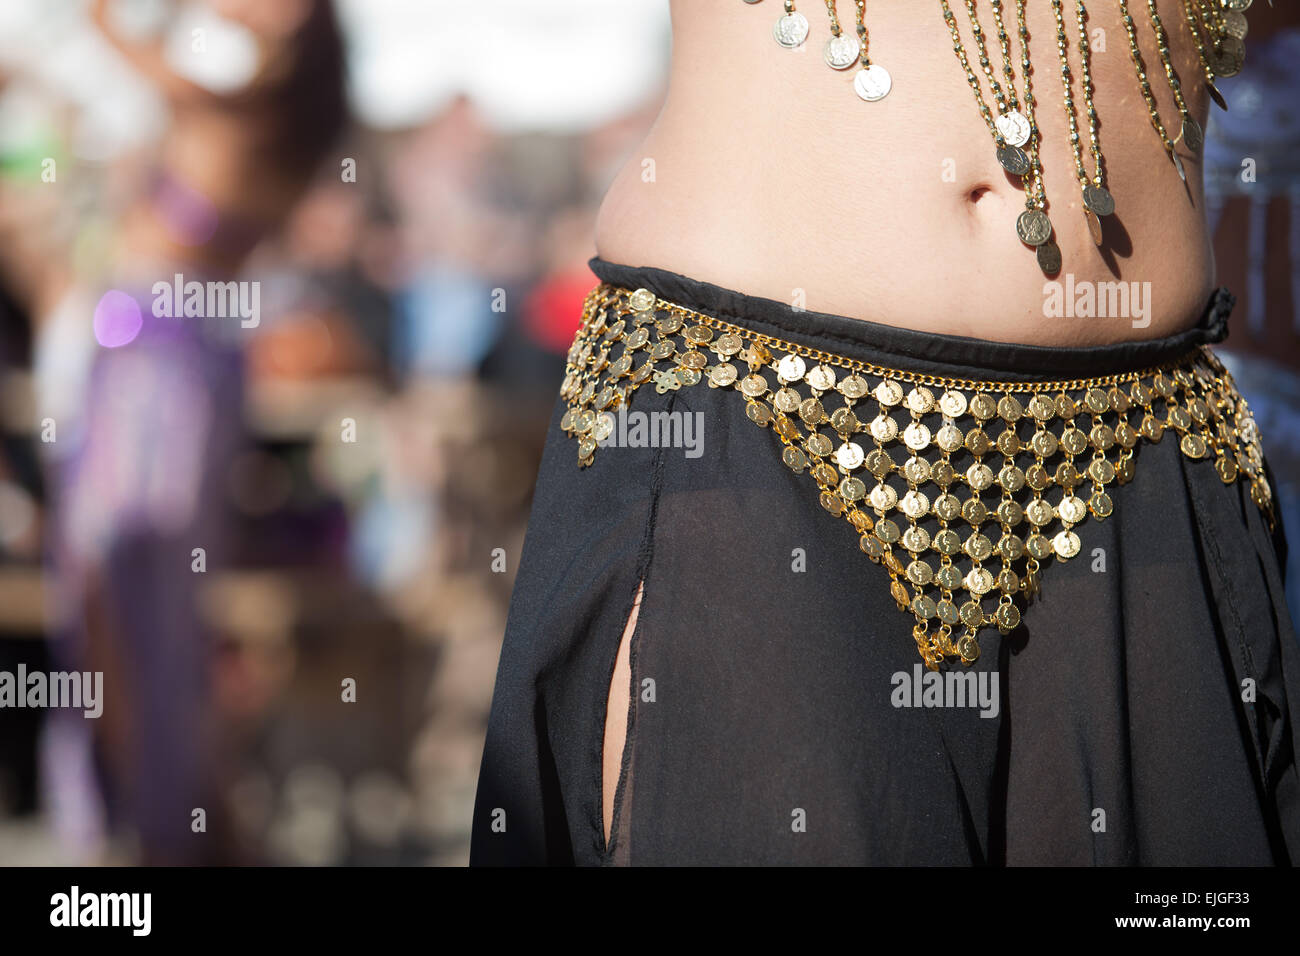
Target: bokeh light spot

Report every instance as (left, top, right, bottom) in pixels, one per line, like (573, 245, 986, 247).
(93, 289, 143, 348)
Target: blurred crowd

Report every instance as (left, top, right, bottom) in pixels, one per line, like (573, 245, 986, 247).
(0, 0, 664, 865)
(0, 0, 1296, 868)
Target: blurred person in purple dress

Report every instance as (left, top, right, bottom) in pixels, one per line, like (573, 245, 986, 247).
(18, 0, 349, 863)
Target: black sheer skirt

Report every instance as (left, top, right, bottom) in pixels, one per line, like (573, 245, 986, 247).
(470, 258, 1300, 866)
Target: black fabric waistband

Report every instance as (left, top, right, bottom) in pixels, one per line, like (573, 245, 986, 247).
(588, 257, 1233, 383)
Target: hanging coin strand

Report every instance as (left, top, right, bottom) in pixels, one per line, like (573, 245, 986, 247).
(1051, 0, 1114, 248)
(849, 0, 892, 101)
(940, 0, 1058, 273)
(1118, 0, 1189, 183)
(1190, 0, 1247, 85)
(822, 0, 862, 69)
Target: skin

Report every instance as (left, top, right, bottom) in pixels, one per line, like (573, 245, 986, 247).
(603, 581, 640, 848)
(595, 0, 1219, 346)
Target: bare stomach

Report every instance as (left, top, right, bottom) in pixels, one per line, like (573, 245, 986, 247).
(595, 0, 1216, 347)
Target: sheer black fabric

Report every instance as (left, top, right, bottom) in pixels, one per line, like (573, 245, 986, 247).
(470, 258, 1300, 866)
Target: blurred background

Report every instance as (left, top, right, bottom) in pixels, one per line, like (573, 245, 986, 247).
(0, 0, 668, 866)
(0, 0, 1294, 867)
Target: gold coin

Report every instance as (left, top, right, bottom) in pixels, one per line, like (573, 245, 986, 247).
(911, 593, 937, 619)
(820, 492, 845, 516)
(860, 534, 885, 559)
(1026, 533, 1054, 560)
(807, 364, 837, 391)
(907, 560, 934, 586)
(998, 530, 1019, 561)
(839, 476, 867, 501)
(1026, 499, 1054, 526)
(966, 462, 995, 491)
(870, 414, 899, 442)
(940, 389, 968, 417)
(709, 363, 738, 387)
(715, 332, 743, 355)
(807, 433, 834, 457)
(875, 518, 901, 544)
(934, 493, 961, 521)
(1031, 430, 1059, 458)
(1028, 394, 1056, 421)
(800, 398, 826, 424)
(901, 489, 931, 519)
(1025, 463, 1052, 491)
(1085, 208, 1103, 246)
(903, 422, 932, 451)
(875, 379, 904, 406)
(903, 456, 933, 483)
(934, 529, 962, 556)
(997, 499, 1025, 526)
(839, 374, 870, 399)
(1087, 458, 1116, 484)
(1215, 455, 1238, 483)
(965, 427, 992, 456)
(962, 498, 989, 525)
(865, 448, 895, 477)
(1059, 495, 1086, 524)
(829, 406, 861, 433)
(783, 446, 809, 472)
(777, 353, 807, 381)
(907, 387, 936, 414)
(964, 533, 993, 562)
(1054, 461, 1079, 488)
(937, 424, 964, 452)
(628, 288, 656, 312)
(1181, 433, 1208, 459)
(966, 567, 994, 595)
(937, 601, 959, 626)
(970, 393, 998, 420)
(870, 482, 899, 511)
(902, 525, 932, 553)
(1053, 529, 1081, 559)
(1036, 240, 1062, 275)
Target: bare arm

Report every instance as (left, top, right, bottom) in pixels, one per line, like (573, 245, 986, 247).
(89, 0, 226, 106)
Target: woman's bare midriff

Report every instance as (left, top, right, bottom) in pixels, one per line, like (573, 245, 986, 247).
(595, 0, 1216, 347)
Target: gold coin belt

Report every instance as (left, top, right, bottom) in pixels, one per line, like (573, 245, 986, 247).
(561, 284, 1275, 670)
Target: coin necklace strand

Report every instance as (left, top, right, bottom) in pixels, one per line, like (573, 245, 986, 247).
(940, 0, 1056, 272)
(1050, 0, 1114, 249)
(822, 0, 861, 69)
(849, 0, 892, 101)
(1117, 0, 1189, 184)
(1194, 0, 1247, 82)
(781, 0, 893, 100)
(1005, 0, 1056, 273)
(1180, 0, 1231, 110)
(1146, 0, 1205, 154)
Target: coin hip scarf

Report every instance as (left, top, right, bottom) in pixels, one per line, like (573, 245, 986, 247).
(471, 258, 1300, 866)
